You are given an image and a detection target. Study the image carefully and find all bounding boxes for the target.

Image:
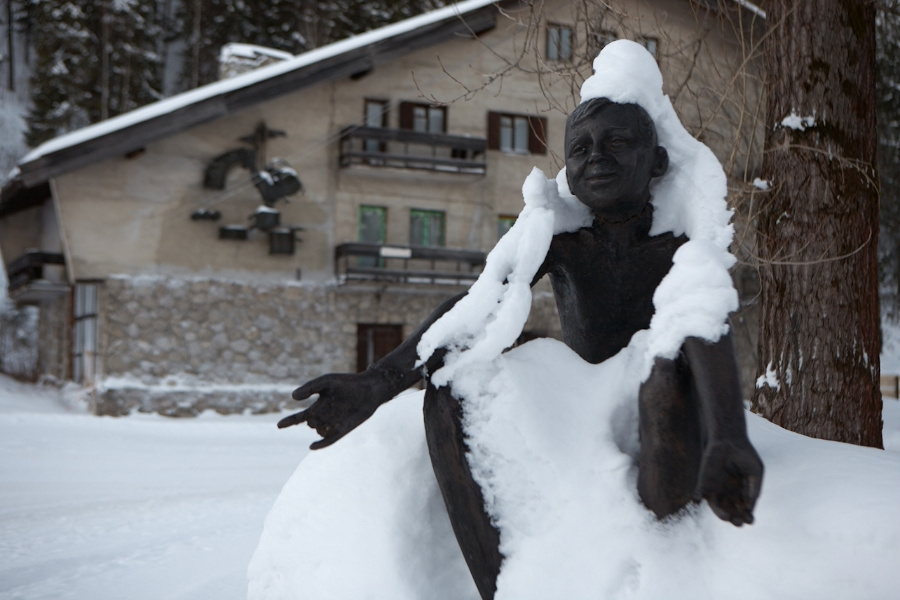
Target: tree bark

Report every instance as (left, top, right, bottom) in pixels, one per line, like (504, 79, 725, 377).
(6, 0, 15, 91)
(753, 0, 883, 447)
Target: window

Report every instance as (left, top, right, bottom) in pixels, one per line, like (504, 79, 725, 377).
(547, 24, 573, 61)
(364, 99, 388, 153)
(641, 37, 658, 59)
(72, 282, 99, 385)
(487, 112, 547, 155)
(399, 101, 446, 133)
(410, 209, 445, 247)
(358, 205, 386, 266)
(356, 324, 403, 372)
(498, 215, 517, 240)
(591, 30, 617, 54)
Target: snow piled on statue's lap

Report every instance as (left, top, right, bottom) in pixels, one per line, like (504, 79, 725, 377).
(249, 340, 900, 600)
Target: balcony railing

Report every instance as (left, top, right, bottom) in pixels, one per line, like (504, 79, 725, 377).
(339, 126, 487, 174)
(5, 250, 69, 303)
(336, 242, 485, 285)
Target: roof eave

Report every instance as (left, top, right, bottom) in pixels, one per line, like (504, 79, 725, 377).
(0, 175, 52, 218)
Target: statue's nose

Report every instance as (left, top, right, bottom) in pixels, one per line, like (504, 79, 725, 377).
(589, 144, 612, 163)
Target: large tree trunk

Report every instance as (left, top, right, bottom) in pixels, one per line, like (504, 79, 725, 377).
(6, 0, 15, 92)
(753, 0, 883, 447)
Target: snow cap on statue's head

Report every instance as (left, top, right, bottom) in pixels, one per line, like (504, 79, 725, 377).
(579, 39, 665, 120)
(573, 38, 734, 252)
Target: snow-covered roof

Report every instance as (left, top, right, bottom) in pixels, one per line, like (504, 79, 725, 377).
(1, 0, 503, 205)
(219, 43, 295, 64)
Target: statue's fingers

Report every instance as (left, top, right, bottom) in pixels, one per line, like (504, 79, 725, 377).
(292, 379, 326, 401)
(277, 410, 310, 429)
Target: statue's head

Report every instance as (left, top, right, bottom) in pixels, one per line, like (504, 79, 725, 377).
(565, 98, 669, 221)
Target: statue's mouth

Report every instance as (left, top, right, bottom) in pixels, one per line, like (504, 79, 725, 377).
(586, 172, 617, 182)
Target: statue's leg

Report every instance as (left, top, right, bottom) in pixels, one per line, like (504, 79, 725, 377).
(423, 383, 501, 600)
(637, 355, 703, 519)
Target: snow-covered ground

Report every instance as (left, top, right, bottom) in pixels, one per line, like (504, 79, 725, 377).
(0, 375, 316, 600)
(1, 370, 898, 600)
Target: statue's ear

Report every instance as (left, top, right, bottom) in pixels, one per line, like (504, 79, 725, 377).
(651, 146, 669, 178)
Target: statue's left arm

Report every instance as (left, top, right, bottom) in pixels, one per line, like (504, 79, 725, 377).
(682, 333, 763, 526)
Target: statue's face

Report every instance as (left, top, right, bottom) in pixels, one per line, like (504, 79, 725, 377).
(565, 102, 668, 220)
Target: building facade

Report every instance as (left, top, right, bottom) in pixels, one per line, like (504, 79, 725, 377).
(0, 0, 765, 414)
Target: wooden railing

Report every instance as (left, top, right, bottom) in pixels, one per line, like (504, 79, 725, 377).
(6, 250, 65, 292)
(339, 126, 487, 174)
(335, 242, 485, 285)
(882, 374, 899, 399)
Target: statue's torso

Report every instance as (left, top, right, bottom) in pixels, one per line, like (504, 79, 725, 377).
(547, 223, 687, 364)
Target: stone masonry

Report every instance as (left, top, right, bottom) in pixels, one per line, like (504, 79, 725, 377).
(96, 275, 563, 416)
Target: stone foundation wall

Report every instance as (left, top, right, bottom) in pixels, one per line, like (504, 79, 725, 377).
(38, 293, 71, 382)
(95, 275, 563, 416)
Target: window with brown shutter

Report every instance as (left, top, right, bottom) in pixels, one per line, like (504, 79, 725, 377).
(399, 101, 446, 133)
(487, 111, 501, 150)
(487, 111, 547, 155)
(527, 115, 547, 154)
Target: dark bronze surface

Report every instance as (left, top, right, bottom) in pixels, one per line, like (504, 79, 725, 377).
(280, 98, 763, 599)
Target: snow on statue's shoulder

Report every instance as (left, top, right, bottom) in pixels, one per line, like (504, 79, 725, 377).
(416, 165, 592, 388)
(420, 39, 737, 383)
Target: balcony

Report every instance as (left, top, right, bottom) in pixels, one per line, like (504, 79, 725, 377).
(339, 126, 487, 174)
(5, 250, 69, 303)
(336, 242, 485, 285)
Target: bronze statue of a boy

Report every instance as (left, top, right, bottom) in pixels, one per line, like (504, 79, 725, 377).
(279, 97, 763, 600)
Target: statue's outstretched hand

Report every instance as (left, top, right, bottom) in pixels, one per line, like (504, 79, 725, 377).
(277, 371, 392, 450)
(694, 439, 763, 526)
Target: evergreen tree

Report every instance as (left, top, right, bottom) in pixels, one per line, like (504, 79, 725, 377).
(177, 0, 444, 89)
(25, 1, 96, 146)
(25, 0, 164, 147)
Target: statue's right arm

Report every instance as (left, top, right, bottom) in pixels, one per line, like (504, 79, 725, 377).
(277, 291, 466, 449)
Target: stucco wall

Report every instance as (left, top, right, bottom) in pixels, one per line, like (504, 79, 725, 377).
(49, 0, 764, 285)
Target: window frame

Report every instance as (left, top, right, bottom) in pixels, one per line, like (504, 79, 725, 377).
(487, 112, 547, 155)
(641, 37, 659, 60)
(358, 205, 387, 267)
(590, 30, 618, 55)
(364, 98, 389, 153)
(399, 101, 447, 134)
(409, 208, 446, 247)
(72, 281, 99, 385)
(546, 23, 573, 62)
